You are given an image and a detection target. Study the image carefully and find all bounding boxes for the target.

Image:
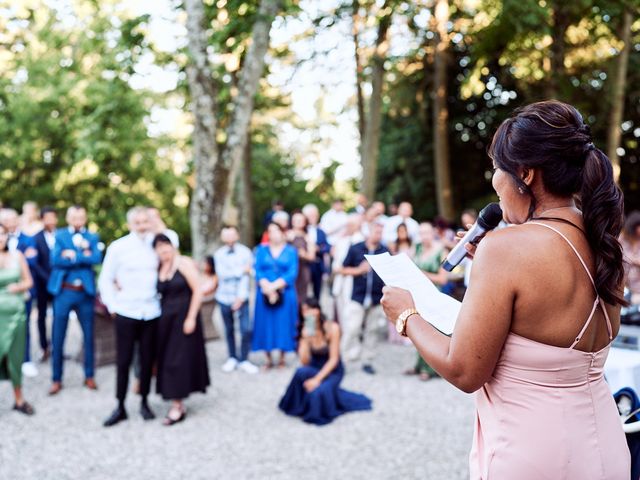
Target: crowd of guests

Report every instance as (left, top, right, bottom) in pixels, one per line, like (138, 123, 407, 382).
(0, 204, 210, 425)
(3, 197, 638, 427)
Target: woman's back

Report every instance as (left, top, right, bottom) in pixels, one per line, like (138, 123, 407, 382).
(471, 218, 629, 479)
(496, 218, 620, 352)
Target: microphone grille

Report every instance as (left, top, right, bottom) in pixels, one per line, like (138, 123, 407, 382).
(478, 202, 503, 230)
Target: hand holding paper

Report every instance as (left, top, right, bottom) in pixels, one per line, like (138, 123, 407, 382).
(365, 252, 460, 335)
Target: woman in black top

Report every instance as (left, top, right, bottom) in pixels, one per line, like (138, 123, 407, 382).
(153, 234, 210, 425)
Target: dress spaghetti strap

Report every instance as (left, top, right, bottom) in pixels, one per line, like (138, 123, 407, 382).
(527, 222, 613, 349)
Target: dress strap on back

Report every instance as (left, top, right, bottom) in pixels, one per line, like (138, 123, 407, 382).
(527, 222, 613, 349)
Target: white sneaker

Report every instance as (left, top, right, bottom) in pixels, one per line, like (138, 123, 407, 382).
(22, 362, 38, 378)
(221, 358, 238, 373)
(238, 360, 259, 374)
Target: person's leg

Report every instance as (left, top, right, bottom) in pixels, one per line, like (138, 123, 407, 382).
(238, 302, 252, 362)
(36, 285, 49, 354)
(23, 298, 32, 363)
(277, 350, 286, 368)
(138, 318, 158, 408)
(76, 294, 95, 381)
(340, 301, 366, 362)
(9, 313, 26, 399)
(51, 292, 73, 384)
(115, 315, 137, 405)
(163, 398, 186, 425)
(310, 262, 322, 300)
(219, 303, 237, 360)
(264, 351, 273, 369)
(361, 305, 385, 369)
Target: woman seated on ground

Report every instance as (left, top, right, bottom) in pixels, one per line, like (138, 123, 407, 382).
(279, 298, 372, 425)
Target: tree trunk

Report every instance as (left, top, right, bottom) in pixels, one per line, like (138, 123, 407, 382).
(238, 139, 255, 246)
(361, 1, 392, 201)
(432, 0, 454, 220)
(546, 1, 569, 99)
(222, 0, 280, 223)
(607, 8, 632, 183)
(352, 0, 366, 144)
(184, 0, 223, 260)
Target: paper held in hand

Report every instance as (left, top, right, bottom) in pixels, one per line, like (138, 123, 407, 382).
(365, 252, 461, 335)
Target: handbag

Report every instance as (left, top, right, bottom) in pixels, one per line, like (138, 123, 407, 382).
(263, 288, 284, 308)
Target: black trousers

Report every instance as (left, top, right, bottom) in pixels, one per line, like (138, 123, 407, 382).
(35, 280, 52, 351)
(115, 315, 158, 402)
(309, 261, 323, 300)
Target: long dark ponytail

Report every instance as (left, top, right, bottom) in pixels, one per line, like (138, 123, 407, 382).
(580, 147, 626, 305)
(489, 100, 626, 306)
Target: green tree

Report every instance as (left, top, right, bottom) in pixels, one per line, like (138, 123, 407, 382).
(0, 2, 188, 244)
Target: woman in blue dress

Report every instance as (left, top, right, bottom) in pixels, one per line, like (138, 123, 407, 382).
(252, 222, 299, 369)
(279, 298, 372, 425)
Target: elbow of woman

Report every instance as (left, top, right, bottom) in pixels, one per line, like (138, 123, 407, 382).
(455, 379, 483, 394)
(448, 366, 486, 394)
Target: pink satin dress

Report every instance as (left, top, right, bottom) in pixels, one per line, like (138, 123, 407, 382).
(469, 222, 630, 479)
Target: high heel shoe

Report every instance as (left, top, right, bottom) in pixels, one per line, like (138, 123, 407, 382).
(13, 401, 35, 416)
(163, 407, 186, 426)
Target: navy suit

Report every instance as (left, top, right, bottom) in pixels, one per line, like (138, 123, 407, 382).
(33, 230, 54, 352)
(47, 228, 102, 382)
(310, 227, 330, 300)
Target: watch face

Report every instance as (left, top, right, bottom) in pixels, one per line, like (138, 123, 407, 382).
(396, 318, 404, 334)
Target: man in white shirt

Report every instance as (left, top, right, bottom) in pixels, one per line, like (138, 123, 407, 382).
(214, 226, 257, 374)
(99, 207, 160, 427)
(382, 201, 420, 245)
(320, 199, 348, 246)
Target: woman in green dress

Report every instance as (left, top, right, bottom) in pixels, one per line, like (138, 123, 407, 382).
(407, 222, 448, 381)
(0, 223, 35, 415)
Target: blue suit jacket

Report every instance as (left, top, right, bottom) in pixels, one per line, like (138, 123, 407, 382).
(16, 232, 38, 296)
(47, 228, 102, 297)
(312, 227, 330, 272)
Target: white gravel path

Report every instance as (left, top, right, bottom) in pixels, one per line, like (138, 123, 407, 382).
(0, 316, 474, 480)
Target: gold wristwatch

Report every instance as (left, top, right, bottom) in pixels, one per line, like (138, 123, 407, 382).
(396, 308, 419, 337)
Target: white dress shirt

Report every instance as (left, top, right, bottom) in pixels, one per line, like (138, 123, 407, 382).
(44, 230, 56, 249)
(213, 243, 253, 305)
(320, 209, 348, 246)
(98, 233, 160, 320)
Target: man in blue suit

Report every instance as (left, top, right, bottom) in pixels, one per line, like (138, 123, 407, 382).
(0, 208, 40, 378)
(47, 205, 102, 395)
(32, 207, 58, 362)
(302, 204, 330, 300)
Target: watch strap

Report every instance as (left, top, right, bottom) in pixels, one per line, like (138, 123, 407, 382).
(397, 308, 419, 337)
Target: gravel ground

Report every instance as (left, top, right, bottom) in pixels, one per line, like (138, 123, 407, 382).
(0, 313, 474, 480)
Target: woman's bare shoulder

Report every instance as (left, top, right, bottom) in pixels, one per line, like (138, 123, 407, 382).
(474, 224, 551, 267)
(178, 256, 198, 272)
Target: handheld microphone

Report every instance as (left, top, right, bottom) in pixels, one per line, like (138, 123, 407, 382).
(442, 202, 503, 272)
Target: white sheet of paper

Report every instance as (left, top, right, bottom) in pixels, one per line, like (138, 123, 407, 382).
(365, 252, 460, 335)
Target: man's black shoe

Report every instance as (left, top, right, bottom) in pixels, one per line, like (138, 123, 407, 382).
(140, 402, 156, 421)
(103, 406, 128, 427)
(362, 364, 376, 375)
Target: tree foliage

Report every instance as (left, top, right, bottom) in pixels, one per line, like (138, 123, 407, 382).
(0, 2, 189, 243)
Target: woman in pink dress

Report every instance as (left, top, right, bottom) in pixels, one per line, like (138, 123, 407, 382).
(381, 100, 630, 479)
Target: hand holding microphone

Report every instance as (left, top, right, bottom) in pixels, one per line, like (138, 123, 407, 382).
(442, 203, 503, 272)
